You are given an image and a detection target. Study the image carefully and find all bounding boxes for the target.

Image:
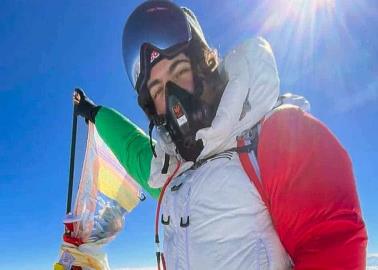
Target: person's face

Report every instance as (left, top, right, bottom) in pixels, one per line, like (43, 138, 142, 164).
(147, 53, 195, 115)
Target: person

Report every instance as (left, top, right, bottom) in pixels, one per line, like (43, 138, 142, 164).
(74, 1, 367, 269)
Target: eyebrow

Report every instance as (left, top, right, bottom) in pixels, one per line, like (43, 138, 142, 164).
(147, 58, 191, 90)
(147, 79, 161, 92)
(168, 58, 190, 75)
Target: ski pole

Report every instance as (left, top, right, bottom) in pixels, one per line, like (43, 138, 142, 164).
(66, 100, 78, 214)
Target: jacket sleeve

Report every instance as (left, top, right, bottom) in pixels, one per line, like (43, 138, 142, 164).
(94, 106, 161, 199)
(258, 106, 367, 270)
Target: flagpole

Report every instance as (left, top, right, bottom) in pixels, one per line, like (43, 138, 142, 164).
(66, 102, 78, 214)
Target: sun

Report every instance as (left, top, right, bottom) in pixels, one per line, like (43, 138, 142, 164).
(248, 0, 339, 86)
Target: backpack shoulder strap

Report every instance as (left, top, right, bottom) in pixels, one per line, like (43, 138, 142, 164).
(236, 124, 269, 207)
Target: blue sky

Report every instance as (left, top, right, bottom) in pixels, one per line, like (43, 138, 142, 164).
(0, 0, 377, 269)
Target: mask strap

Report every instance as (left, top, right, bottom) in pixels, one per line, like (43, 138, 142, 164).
(161, 154, 170, 174)
(149, 120, 157, 158)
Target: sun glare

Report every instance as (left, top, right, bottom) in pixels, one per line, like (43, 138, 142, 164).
(255, 0, 337, 33)
(249, 0, 374, 111)
(250, 0, 339, 84)
(291, 0, 336, 12)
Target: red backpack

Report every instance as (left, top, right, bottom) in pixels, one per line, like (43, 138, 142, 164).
(237, 106, 367, 270)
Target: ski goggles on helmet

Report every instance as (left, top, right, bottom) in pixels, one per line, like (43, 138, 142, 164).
(122, 0, 192, 93)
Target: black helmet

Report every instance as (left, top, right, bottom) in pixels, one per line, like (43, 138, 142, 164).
(122, 0, 210, 93)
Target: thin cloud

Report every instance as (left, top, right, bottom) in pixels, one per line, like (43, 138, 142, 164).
(367, 253, 378, 269)
(335, 79, 378, 113)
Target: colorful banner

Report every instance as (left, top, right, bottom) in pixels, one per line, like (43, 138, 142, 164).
(73, 122, 144, 244)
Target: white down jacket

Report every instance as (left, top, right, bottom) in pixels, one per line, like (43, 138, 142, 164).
(150, 37, 294, 270)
